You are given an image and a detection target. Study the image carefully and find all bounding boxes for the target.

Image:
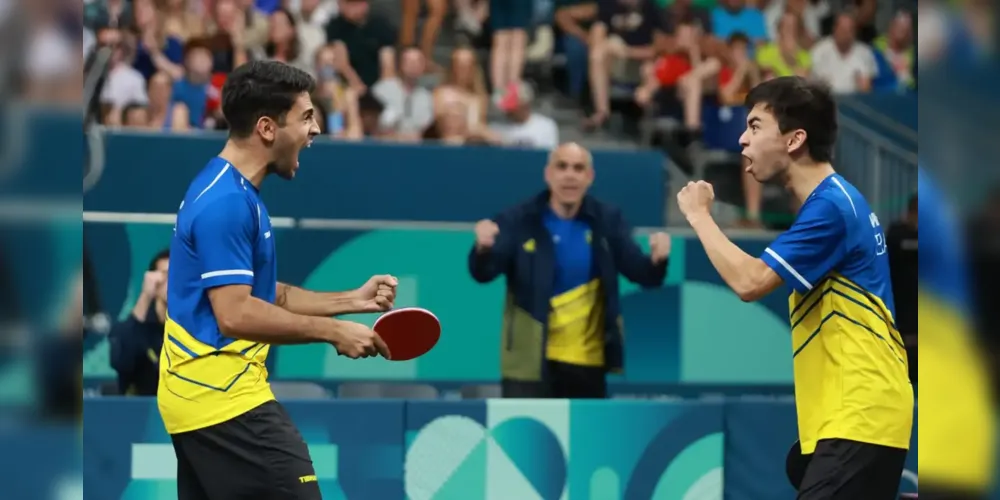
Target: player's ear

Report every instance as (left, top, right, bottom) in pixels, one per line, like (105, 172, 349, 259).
(256, 116, 277, 143)
(786, 129, 807, 155)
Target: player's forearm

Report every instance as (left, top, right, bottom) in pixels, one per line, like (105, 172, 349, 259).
(275, 282, 364, 317)
(687, 214, 759, 300)
(219, 296, 339, 345)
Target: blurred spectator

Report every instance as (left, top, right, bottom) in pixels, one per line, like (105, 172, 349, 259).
(718, 33, 758, 105)
(99, 28, 149, 119)
(809, 12, 876, 94)
(489, 0, 532, 102)
(373, 46, 434, 138)
(203, 0, 251, 72)
(121, 102, 152, 128)
(400, 0, 447, 71)
(434, 47, 489, 127)
(492, 81, 559, 148)
(555, 0, 598, 100)
(583, 0, 660, 130)
(312, 44, 362, 138)
(157, 0, 206, 41)
(326, 0, 396, 91)
(756, 12, 810, 79)
(635, 0, 714, 110)
(206, 0, 269, 54)
(873, 10, 914, 90)
(357, 92, 390, 138)
(26, 1, 82, 103)
(887, 193, 917, 385)
(170, 39, 216, 128)
(109, 250, 169, 396)
(821, 0, 876, 44)
(763, 0, 826, 44)
(288, 0, 329, 74)
(132, 0, 186, 81)
(711, 0, 767, 45)
(85, 0, 134, 30)
(454, 0, 488, 36)
(147, 71, 189, 130)
(256, 8, 312, 72)
(423, 98, 498, 145)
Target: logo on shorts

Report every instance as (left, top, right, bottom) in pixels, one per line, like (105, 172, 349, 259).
(298, 475, 317, 484)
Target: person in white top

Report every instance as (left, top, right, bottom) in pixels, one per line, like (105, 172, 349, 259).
(491, 81, 559, 149)
(809, 12, 876, 94)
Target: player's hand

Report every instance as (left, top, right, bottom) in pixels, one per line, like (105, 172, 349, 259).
(474, 219, 500, 251)
(649, 232, 672, 264)
(355, 274, 397, 313)
(677, 180, 715, 219)
(140, 270, 165, 298)
(333, 321, 391, 360)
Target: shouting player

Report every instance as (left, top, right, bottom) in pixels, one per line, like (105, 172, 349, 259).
(677, 76, 913, 499)
(159, 61, 392, 500)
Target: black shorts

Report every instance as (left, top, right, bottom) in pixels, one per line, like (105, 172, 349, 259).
(787, 438, 908, 500)
(170, 400, 322, 500)
(501, 360, 607, 398)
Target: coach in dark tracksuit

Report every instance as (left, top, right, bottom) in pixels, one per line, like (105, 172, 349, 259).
(469, 143, 671, 399)
(109, 249, 169, 395)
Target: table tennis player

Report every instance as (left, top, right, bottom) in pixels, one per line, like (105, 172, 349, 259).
(468, 142, 671, 399)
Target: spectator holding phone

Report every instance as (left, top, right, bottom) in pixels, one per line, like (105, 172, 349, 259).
(109, 250, 169, 396)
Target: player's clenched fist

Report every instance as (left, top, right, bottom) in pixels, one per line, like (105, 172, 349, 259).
(474, 219, 500, 251)
(649, 232, 672, 264)
(677, 180, 715, 218)
(333, 321, 391, 360)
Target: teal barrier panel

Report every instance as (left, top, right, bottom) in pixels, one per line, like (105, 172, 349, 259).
(82, 223, 793, 385)
(82, 398, 918, 499)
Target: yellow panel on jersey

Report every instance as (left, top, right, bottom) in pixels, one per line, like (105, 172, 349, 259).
(157, 316, 274, 434)
(546, 279, 605, 367)
(919, 292, 997, 490)
(789, 273, 913, 454)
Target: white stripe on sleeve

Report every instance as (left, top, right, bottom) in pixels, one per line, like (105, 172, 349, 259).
(764, 248, 812, 290)
(201, 269, 254, 280)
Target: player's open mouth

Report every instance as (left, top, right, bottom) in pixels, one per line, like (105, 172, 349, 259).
(742, 154, 753, 172)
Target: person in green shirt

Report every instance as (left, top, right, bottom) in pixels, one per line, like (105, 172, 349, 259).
(755, 12, 810, 79)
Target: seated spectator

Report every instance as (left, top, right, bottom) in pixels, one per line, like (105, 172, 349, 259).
(422, 98, 498, 145)
(488, 0, 532, 101)
(257, 8, 312, 72)
(85, 0, 133, 31)
(373, 46, 435, 138)
(711, 0, 767, 46)
(98, 28, 149, 123)
(821, 0, 876, 44)
(492, 81, 559, 148)
(203, 0, 251, 72)
(26, 8, 83, 103)
(109, 250, 169, 396)
(718, 33, 759, 105)
(434, 47, 489, 127)
(157, 0, 206, 42)
(584, 0, 661, 130)
(132, 0, 185, 80)
(555, 0, 599, 100)
(873, 10, 914, 90)
(206, 0, 269, 54)
(121, 102, 152, 128)
(810, 12, 876, 94)
(326, 0, 396, 92)
(764, 0, 827, 44)
(756, 12, 810, 79)
(399, 0, 448, 72)
(357, 92, 392, 139)
(288, 0, 329, 73)
(170, 39, 216, 128)
(312, 44, 363, 138)
(147, 71, 189, 130)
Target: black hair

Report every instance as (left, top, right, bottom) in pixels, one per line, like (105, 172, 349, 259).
(264, 8, 301, 64)
(744, 76, 837, 163)
(358, 92, 385, 114)
(221, 60, 316, 138)
(148, 248, 170, 271)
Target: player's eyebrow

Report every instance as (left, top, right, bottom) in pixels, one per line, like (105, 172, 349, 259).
(303, 108, 314, 119)
(747, 116, 761, 127)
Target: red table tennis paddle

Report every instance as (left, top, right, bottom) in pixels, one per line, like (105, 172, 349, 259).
(372, 307, 441, 361)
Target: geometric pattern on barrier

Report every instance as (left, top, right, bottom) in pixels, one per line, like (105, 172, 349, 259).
(82, 398, 917, 499)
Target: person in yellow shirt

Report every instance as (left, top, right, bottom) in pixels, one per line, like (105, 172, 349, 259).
(756, 12, 811, 79)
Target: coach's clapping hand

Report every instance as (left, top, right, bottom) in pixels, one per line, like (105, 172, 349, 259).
(333, 321, 392, 359)
(677, 181, 715, 220)
(355, 275, 398, 312)
(648, 232, 672, 264)
(474, 219, 500, 252)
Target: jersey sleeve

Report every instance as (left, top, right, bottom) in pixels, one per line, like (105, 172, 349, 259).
(191, 194, 257, 289)
(761, 198, 847, 294)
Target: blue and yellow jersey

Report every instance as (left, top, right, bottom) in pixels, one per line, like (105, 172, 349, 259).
(917, 168, 996, 491)
(761, 173, 913, 454)
(157, 157, 278, 434)
(543, 209, 605, 367)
